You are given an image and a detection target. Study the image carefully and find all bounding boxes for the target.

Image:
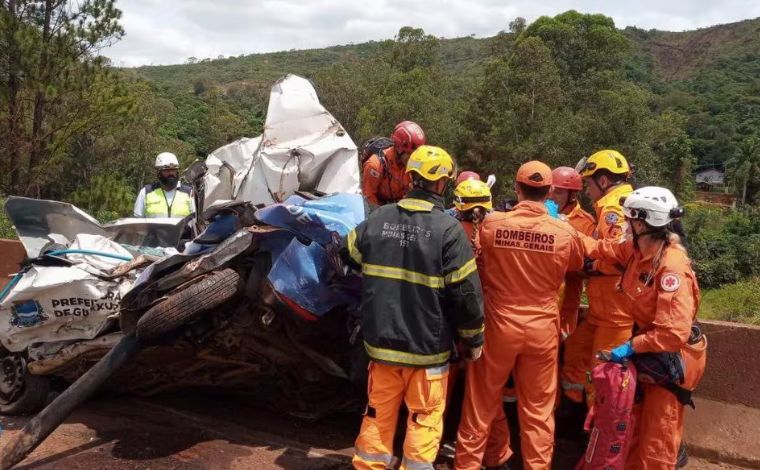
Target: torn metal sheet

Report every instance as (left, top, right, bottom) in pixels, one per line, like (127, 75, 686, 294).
(203, 75, 360, 208)
(104, 217, 189, 250)
(4, 197, 105, 259)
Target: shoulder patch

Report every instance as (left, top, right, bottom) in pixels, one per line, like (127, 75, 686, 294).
(368, 168, 381, 178)
(660, 272, 681, 292)
(605, 212, 619, 225)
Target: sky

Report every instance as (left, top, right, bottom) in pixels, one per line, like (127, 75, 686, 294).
(104, 0, 760, 67)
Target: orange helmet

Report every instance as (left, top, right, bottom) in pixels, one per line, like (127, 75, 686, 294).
(552, 167, 583, 191)
(516, 161, 552, 187)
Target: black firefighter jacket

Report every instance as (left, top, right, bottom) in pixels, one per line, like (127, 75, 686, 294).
(344, 188, 484, 368)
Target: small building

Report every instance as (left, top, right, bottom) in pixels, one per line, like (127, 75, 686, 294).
(695, 167, 725, 192)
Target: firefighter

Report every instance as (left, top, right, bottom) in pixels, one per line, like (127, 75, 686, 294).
(362, 121, 426, 206)
(346, 145, 485, 470)
(453, 178, 492, 253)
(550, 167, 596, 339)
(583, 186, 707, 469)
(455, 161, 587, 470)
(450, 178, 511, 469)
(562, 150, 635, 405)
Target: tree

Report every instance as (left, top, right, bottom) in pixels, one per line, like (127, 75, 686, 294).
(726, 135, 760, 205)
(522, 11, 630, 86)
(388, 26, 439, 72)
(0, 0, 125, 195)
(463, 36, 567, 183)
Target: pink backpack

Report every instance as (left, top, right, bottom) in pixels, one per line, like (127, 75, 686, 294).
(576, 361, 638, 470)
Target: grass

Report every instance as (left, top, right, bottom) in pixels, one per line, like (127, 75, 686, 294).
(0, 198, 15, 240)
(700, 277, 760, 325)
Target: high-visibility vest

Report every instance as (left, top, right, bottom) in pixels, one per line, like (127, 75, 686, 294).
(143, 183, 193, 218)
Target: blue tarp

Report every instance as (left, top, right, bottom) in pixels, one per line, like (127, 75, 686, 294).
(255, 194, 365, 245)
(268, 239, 343, 317)
(263, 194, 365, 318)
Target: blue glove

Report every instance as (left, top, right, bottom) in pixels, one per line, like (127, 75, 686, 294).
(609, 341, 635, 363)
(544, 199, 560, 219)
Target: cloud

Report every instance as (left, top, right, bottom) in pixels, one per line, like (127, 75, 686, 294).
(104, 0, 760, 67)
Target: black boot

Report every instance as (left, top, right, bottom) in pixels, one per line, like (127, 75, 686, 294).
(676, 442, 689, 468)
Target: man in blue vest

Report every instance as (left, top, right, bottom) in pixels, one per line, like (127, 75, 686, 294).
(133, 152, 194, 218)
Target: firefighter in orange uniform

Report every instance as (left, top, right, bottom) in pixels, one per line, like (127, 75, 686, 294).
(362, 121, 426, 206)
(451, 178, 510, 469)
(550, 167, 596, 339)
(562, 150, 635, 405)
(453, 178, 492, 254)
(455, 161, 587, 470)
(583, 186, 706, 470)
(347, 145, 485, 470)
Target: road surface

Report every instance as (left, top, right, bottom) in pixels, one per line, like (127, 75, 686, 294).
(0, 391, 746, 469)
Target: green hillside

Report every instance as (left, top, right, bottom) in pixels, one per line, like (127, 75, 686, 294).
(132, 16, 760, 170)
(134, 36, 491, 95)
(3, 10, 760, 213)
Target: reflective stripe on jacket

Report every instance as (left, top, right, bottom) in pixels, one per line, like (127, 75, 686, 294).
(345, 188, 484, 367)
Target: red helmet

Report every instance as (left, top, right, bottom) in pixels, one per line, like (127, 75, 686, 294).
(552, 166, 583, 191)
(456, 171, 481, 186)
(391, 121, 426, 155)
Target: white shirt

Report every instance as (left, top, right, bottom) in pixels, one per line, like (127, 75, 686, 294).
(133, 182, 195, 218)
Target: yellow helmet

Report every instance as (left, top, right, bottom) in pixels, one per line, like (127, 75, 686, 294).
(454, 179, 492, 212)
(406, 145, 456, 182)
(578, 149, 631, 177)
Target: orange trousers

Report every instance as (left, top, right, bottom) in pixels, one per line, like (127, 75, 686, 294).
(353, 362, 448, 470)
(455, 315, 559, 470)
(446, 362, 511, 467)
(626, 384, 684, 469)
(561, 320, 632, 405)
(627, 336, 707, 469)
(559, 276, 583, 340)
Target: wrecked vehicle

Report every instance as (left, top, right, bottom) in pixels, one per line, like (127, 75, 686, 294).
(0, 197, 185, 414)
(0, 74, 368, 428)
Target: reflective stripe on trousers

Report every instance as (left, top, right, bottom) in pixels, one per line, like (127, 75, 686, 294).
(401, 456, 435, 469)
(562, 379, 585, 391)
(353, 363, 447, 470)
(353, 448, 394, 467)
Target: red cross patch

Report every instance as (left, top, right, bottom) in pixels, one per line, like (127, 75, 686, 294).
(660, 273, 681, 292)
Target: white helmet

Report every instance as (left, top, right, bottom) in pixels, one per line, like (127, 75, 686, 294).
(155, 152, 179, 169)
(623, 186, 683, 227)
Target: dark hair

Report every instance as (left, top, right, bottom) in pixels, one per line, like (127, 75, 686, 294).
(592, 169, 627, 185)
(517, 182, 550, 201)
(643, 219, 689, 255)
(412, 173, 445, 193)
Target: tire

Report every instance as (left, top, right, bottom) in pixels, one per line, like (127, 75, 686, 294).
(136, 269, 240, 343)
(0, 355, 51, 415)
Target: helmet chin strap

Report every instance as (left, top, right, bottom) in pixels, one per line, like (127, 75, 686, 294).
(632, 224, 664, 249)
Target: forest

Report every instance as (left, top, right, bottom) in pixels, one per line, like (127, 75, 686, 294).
(1, 3, 760, 316)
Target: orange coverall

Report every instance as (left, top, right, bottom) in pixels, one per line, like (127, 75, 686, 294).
(584, 236, 707, 470)
(455, 201, 586, 470)
(562, 183, 634, 404)
(452, 218, 511, 468)
(558, 202, 596, 339)
(362, 147, 411, 206)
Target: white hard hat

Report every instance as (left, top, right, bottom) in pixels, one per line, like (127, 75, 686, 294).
(623, 186, 682, 227)
(155, 152, 179, 169)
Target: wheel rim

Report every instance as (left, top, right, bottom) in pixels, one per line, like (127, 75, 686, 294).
(0, 355, 26, 405)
